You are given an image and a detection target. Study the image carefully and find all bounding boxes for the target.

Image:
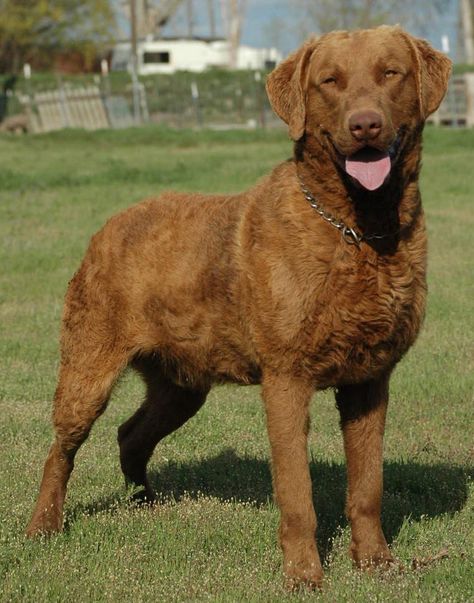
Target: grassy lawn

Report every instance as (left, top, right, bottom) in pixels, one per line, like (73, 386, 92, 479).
(0, 125, 473, 602)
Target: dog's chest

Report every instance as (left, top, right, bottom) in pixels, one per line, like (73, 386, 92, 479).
(262, 242, 426, 386)
(310, 249, 426, 385)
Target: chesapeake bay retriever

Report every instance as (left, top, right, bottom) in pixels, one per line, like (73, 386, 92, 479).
(27, 26, 451, 588)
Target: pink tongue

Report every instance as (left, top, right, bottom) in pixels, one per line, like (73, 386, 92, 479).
(345, 152, 391, 191)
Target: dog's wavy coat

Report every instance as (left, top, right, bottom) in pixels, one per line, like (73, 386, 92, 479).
(27, 26, 450, 589)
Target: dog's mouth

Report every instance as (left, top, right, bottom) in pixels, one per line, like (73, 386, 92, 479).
(345, 147, 391, 191)
(331, 133, 402, 191)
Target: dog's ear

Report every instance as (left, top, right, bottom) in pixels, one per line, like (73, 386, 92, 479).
(266, 39, 317, 140)
(402, 31, 452, 118)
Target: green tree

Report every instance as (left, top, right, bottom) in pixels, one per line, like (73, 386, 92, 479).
(0, 0, 116, 72)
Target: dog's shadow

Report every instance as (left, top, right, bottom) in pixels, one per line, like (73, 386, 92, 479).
(148, 449, 470, 557)
(67, 448, 470, 561)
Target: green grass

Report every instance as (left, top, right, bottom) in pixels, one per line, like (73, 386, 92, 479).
(0, 125, 473, 602)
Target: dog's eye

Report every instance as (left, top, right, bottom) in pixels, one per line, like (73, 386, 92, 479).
(321, 76, 337, 85)
(384, 69, 398, 78)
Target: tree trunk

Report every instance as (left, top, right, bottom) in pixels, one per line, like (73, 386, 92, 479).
(461, 0, 474, 64)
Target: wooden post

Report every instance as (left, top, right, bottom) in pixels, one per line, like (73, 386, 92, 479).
(191, 81, 203, 128)
(465, 73, 474, 127)
(130, 0, 142, 124)
(254, 70, 265, 128)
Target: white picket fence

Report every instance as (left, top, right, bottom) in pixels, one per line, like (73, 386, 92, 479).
(18, 85, 147, 133)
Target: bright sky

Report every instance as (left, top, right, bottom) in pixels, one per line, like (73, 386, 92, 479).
(241, 0, 459, 53)
(118, 0, 460, 58)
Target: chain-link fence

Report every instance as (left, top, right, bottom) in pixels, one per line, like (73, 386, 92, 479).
(138, 70, 274, 128)
(6, 69, 282, 132)
(5, 70, 474, 133)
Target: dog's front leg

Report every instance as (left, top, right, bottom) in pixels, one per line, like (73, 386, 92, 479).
(262, 373, 322, 590)
(335, 373, 394, 569)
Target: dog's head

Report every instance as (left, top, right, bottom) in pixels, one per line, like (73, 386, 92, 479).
(266, 26, 451, 191)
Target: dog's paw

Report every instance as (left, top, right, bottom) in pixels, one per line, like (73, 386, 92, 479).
(283, 559, 324, 591)
(350, 540, 394, 571)
(26, 507, 63, 538)
(129, 485, 156, 506)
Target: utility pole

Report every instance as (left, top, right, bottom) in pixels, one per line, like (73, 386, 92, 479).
(460, 0, 474, 64)
(186, 0, 194, 37)
(130, 0, 141, 123)
(224, 0, 246, 69)
(229, 0, 239, 68)
(207, 0, 216, 38)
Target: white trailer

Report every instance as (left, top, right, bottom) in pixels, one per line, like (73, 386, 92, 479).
(111, 37, 281, 74)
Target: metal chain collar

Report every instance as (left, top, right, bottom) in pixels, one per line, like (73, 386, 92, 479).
(299, 179, 401, 247)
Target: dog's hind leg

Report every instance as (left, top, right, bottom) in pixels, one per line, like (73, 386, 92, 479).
(118, 358, 208, 502)
(26, 340, 128, 537)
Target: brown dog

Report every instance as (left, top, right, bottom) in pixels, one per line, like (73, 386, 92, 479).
(27, 26, 450, 589)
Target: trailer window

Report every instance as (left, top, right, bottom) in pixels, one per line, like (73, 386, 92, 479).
(143, 52, 170, 64)
(264, 60, 277, 70)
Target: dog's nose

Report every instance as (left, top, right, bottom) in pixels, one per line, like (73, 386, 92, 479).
(348, 110, 383, 141)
